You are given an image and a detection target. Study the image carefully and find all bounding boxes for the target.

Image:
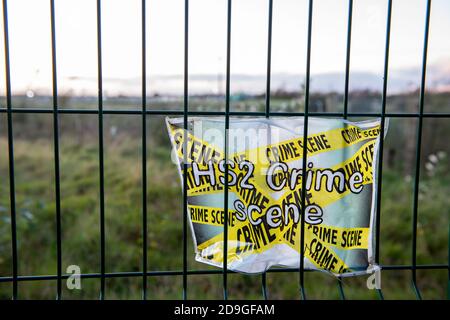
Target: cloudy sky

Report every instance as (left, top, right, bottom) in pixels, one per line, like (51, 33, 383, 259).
(0, 0, 449, 95)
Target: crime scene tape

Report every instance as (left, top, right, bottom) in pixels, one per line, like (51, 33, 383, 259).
(166, 116, 387, 275)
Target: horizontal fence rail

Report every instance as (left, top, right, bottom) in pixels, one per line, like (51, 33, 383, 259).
(0, 0, 449, 300)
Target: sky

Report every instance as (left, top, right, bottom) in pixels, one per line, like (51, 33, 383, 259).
(0, 0, 449, 96)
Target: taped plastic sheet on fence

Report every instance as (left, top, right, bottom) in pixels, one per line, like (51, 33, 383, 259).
(166, 116, 388, 276)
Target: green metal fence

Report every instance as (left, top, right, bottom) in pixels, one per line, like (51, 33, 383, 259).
(0, 0, 448, 300)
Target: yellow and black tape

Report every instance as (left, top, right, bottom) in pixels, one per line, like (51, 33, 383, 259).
(167, 123, 380, 195)
(168, 121, 379, 274)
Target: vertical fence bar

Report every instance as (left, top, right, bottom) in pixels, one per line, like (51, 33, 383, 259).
(374, 0, 393, 300)
(141, 0, 148, 300)
(96, 0, 106, 300)
(261, 0, 273, 300)
(261, 272, 267, 300)
(222, 0, 232, 301)
(182, 0, 189, 300)
(342, 0, 352, 119)
(337, 0, 353, 300)
(299, 0, 313, 300)
(2, 0, 17, 300)
(50, 0, 62, 300)
(265, 0, 273, 118)
(448, 224, 449, 300)
(411, 0, 431, 301)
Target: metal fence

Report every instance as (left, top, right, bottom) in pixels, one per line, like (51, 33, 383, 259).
(0, 0, 448, 300)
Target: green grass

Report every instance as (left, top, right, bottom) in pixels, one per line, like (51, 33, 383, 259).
(0, 114, 448, 299)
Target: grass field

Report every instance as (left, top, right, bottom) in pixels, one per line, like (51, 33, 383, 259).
(0, 93, 449, 299)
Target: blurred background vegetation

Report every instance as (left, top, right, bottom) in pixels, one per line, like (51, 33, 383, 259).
(0, 90, 448, 299)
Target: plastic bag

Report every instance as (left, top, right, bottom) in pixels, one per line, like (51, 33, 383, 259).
(166, 116, 387, 276)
